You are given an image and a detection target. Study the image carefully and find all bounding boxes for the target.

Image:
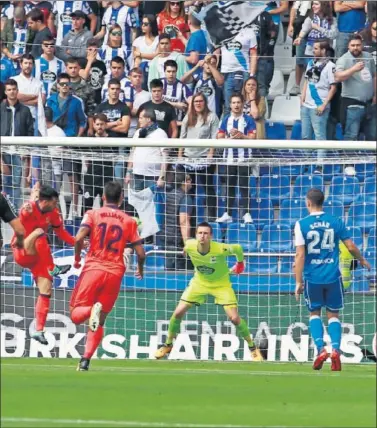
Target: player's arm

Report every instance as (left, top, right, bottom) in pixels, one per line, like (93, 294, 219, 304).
(294, 221, 306, 300)
(133, 242, 146, 280)
(74, 226, 91, 268)
(52, 221, 75, 246)
(8, 218, 25, 249)
(223, 243, 245, 274)
(342, 239, 371, 271)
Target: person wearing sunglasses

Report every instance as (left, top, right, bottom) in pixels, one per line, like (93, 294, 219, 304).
(98, 24, 132, 73)
(157, 0, 190, 53)
(133, 14, 159, 70)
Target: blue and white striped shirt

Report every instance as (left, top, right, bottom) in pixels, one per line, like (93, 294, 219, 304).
(101, 5, 137, 50)
(34, 56, 66, 98)
(98, 46, 132, 73)
(161, 78, 192, 121)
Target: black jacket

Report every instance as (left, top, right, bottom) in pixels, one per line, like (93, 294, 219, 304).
(0, 100, 34, 137)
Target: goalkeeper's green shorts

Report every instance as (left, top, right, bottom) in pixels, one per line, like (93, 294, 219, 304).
(180, 279, 238, 306)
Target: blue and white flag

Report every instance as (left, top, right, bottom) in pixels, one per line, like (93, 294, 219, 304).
(194, 1, 266, 48)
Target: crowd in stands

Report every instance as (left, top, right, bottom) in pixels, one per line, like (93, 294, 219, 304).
(0, 1, 376, 267)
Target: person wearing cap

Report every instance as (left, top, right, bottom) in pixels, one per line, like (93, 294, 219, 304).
(56, 10, 93, 64)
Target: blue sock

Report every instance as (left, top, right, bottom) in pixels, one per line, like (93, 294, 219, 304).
(309, 316, 324, 353)
(328, 318, 342, 352)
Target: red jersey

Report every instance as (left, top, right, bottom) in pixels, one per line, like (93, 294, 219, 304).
(157, 12, 189, 53)
(11, 200, 74, 246)
(81, 206, 141, 276)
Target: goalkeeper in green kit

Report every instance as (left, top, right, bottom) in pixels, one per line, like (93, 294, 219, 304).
(155, 222, 264, 361)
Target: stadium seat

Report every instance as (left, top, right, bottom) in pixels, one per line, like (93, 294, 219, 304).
(363, 176, 376, 203)
(290, 120, 302, 140)
(345, 226, 363, 250)
(260, 224, 293, 252)
(280, 253, 295, 274)
(355, 163, 376, 182)
(274, 45, 295, 75)
(225, 223, 257, 252)
(335, 123, 344, 140)
(267, 69, 285, 101)
(279, 199, 307, 229)
(323, 198, 345, 220)
(144, 254, 165, 271)
(329, 175, 360, 205)
(208, 223, 223, 242)
(271, 165, 302, 180)
(249, 176, 257, 199)
(292, 174, 324, 198)
(286, 70, 305, 95)
(347, 198, 376, 234)
(259, 174, 291, 206)
(265, 121, 287, 140)
(249, 198, 274, 230)
(247, 248, 278, 274)
(362, 250, 376, 277)
(366, 227, 376, 251)
(269, 95, 301, 126)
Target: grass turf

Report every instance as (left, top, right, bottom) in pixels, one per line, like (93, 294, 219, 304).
(1, 358, 376, 428)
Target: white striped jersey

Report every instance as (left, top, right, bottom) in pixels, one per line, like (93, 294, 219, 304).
(101, 76, 135, 104)
(193, 72, 219, 115)
(34, 56, 66, 97)
(98, 46, 132, 73)
(53, 1, 94, 46)
(161, 78, 192, 121)
(12, 22, 28, 56)
(1, 3, 33, 19)
(101, 5, 137, 50)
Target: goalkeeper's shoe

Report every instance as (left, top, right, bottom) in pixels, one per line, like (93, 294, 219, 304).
(155, 344, 173, 359)
(330, 350, 342, 371)
(31, 331, 48, 345)
(89, 302, 102, 332)
(250, 346, 264, 361)
(77, 358, 90, 372)
(49, 264, 71, 277)
(313, 348, 329, 371)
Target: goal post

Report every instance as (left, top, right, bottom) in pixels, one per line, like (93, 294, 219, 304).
(1, 138, 376, 363)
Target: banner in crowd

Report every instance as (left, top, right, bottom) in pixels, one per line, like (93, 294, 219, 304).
(1, 288, 375, 363)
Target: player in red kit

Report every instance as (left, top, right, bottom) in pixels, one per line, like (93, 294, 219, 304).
(71, 181, 146, 371)
(12, 185, 75, 345)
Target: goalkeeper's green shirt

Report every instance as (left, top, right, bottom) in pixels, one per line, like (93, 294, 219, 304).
(184, 239, 244, 287)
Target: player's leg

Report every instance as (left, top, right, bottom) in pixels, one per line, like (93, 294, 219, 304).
(31, 275, 53, 345)
(325, 278, 345, 372)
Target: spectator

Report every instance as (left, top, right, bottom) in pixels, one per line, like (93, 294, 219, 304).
(91, 78, 131, 139)
(162, 59, 192, 123)
(132, 14, 159, 71)
(101, 56, 135, 109)
(178, 93, 219, 220)
(48, 1, 97, 47)
(0, 81, 5, 101)
(1, 6, 29, 72)
(265, 1, 289, 38)
(128, 67, 151, 137)
(242, 77, 266, 140)
(40, 106, 66, 192)
(157, 1, 190, 53)
(83, 114, 115, 213)
(138, 78, 178, 137)
(95, 1, 138, 52)
(216, 93, 256, 224)
(26, 8, 52, 60)
(293, 1, 337, 61)
(334, 0, 366, 59)
(34, 36, 65, 98)
(181, 54, 224, 117)
(157, 171, 194, 270)
(126, 107, 168, 191)
(147, 34, 189, 87)
(335, 34, 376, 141)
(51, 58, 96, 116)
(47, 73, 87, 218)
(0, 40, 16, 83)
(252, 10, 277, 98)
(79, 39, 107, 105)
(360, 19, 377, 65)
(185, 13, 207, 68)
(289, 1, 312, 95)
(1, 79, 34, 209)
(220, 26, 257, 115)
(56, 10, 93, 64)
(98, 24, 132, 73)
(300, 40, 337, 143)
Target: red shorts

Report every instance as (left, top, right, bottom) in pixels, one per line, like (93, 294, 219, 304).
(12, 247, 52, 281)
(70, 269, 123, 313)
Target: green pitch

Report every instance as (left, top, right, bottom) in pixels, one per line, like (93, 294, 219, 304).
(1, 359, 376, 428)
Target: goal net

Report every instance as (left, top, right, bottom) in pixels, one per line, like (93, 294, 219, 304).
(1, 138, 376, 363)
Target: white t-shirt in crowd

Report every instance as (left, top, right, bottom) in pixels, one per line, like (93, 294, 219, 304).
(129, 90, 152, 137)
(221, 27, 257, 73)
(13, 73, 45, 119)
(132, 36, 159, 63)
(132, 127, 168, 177)
(47, 124, 66, 159)
(304, 59, 336, 109)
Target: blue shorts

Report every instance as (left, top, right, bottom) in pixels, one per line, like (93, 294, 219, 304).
(304, 278, 344, 312)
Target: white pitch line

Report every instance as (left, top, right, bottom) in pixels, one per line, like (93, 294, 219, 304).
(1, 363, 375, 379)
(0, 417, 321, 428)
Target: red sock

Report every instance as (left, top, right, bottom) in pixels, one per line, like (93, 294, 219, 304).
(83, 326, 104, 359)
(35, 294, 51, 331)
(35, 236, 54, 271)
(71, 307, 92, 324)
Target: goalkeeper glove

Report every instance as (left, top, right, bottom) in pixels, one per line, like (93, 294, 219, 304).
(231, 261, 245, 274)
